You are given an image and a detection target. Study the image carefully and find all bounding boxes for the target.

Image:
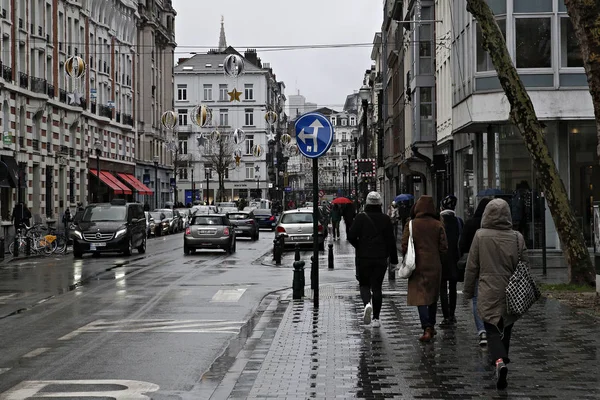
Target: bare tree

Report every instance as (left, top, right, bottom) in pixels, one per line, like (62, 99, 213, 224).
(466, 0, 595, 285)
(203, 134, 237, 202)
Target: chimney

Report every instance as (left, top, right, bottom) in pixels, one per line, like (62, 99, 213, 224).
(244, 49, 261, 68)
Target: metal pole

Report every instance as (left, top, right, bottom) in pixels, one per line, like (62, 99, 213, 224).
(362, 100, 368, 159)
(96, 154, 100, 203)
(541, 192, 547, 275)
(191, 166, 195, 204)
(206, 171, 209, 204)
(353, 139, 359, 211)
(312, 158, 319, 309)
(154, 163, 158, 209)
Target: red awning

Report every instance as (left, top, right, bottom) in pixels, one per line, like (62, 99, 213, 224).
(89, 169, 132, 195)
(117, 173, 154, 195)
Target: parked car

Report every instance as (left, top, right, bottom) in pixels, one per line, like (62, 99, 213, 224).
(150, 211, 169, 236)
(216, 202, 236, 209)
(175, 208, 190, 229)
(155, 209, 177, 233)
(71, 199, 147, 258)
(253, 208, 277, 230)
(275, 209, 325, 251)
(144, 211, 156, 237)
(226, 211, 259, 240)
(183, 214, 236, 254)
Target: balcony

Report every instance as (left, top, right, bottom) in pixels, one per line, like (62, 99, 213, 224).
(19, 72, 28, 89)
(59, 89, 67, 103)
(30, 77, 47, 94)
(32, 139, 40, 151)
(47, 84, 55, 98)
(123, 114, 134, 127)
(69, 148, 75, 157)
(46, 142, 52, 154)
(59, 145, 68, 155)
(2, 65, 11, 82)
(99, 104, 113, 119)
(91, 102, 97, 114)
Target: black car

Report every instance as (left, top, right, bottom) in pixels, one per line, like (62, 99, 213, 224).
(253, 208, 277, 230)
(227, 211, 260, 240)
(71, 199, 147, 258)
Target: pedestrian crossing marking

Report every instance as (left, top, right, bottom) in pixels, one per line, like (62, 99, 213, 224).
(0, 368, 10, 375)
(22, 348, 50, 358)
(1, 380, 159, 400)
(211, 288, 247, 302)
(59, 319, 246, 340)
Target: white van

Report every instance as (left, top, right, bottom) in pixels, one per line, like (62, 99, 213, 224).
(249, 199, 272, 210)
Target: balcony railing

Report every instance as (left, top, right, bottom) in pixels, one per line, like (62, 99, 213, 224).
(123, 114, 134, 127)
(32, 139, 40, 151)
(59, 145, 68, 154)
(59, 89, 67, 103)
(2, 65, 11, 82)
(47, 84, 55, 98)
(18, 72, 28, 89)
(99, 104, 113, 119)
(91, 102, 97, 114)
(46, 142, 52, 153)
(30, 77, 47, 94)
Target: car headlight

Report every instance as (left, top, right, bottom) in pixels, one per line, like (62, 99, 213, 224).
(115, 228, 128, 238)
(73, 230, 82, 239)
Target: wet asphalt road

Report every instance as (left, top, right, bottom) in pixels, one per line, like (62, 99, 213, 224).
(0, 230, 354, 399)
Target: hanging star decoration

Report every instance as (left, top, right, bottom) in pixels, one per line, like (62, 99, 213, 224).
(196, 135, 207, 148)
(266, 132, 275, 142)
(255, 165, 260, 172)
(234, 153, 242, 166)
(228, 88, 242, 102)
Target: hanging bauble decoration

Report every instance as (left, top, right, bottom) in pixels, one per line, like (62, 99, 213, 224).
(286, 144, 300, 157)
(251, 144, 263, 158)
(190, 105, 211, 127)
(223, 54, 245, 77)
(210, 129, 221, 142)
(232, 129, 246, 145)
(280, 133, 292, 146)
(264, 111, 278, 126)
(161, 111, 178, 130)
(233, 149, 243, 167)
(65, 55, 86, 79)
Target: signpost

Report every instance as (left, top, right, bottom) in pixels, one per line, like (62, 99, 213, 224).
(295, 112, 334, 309)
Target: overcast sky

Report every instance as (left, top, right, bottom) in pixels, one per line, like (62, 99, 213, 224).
(172, 0, 382, 110)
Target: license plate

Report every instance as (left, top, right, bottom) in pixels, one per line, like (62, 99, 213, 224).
(198, 230, 214, 234)
(90, 242, 106, 250)
(235, 230, 243, 234)
(291, 236, 310, 241)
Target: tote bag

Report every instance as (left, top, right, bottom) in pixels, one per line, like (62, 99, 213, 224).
(506, 232, 541, 316)
(398, 221, 416, 279)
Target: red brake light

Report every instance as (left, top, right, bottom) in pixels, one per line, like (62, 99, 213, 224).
(318, 225, 323, 232)
(247, 220, 255, 225)
(269, 216, 275, 221)
(185, 227, 191, 235)
(276, 226, 286, 233)
(224, 227, 230, 235)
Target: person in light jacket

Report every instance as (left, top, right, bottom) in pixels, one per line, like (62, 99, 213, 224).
(401, 195, 448, 342)
(463, 199, 528, 391)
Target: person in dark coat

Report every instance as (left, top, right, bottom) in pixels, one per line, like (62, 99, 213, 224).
(143, 202, 151, 212)
(439, 195, 463, 327)
(348, 192, 398, 328)
(330, 204, 342, 240)
(11, 202, 31, 230)
(401, 195, 448, 342)
(459, 198, 492, 346)
(343, 203, 356, 238)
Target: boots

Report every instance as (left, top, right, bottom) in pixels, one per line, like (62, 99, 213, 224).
(419, 327, 434, 342)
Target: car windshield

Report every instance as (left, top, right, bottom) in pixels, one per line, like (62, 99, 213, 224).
(281, 213, 313, 224)
(192, 206, 211, 214)
(82, 206, 126, 222)
(191, 216, 224, 225)
(150, 212, 163, 220)
(227, 213, 250, 220)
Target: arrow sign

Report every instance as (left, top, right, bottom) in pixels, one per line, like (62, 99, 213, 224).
(294, 113, 334, 159)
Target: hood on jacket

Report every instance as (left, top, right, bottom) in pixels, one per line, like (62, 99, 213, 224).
(440, 209, 456, 217)
(414, 195, 436, 218)
(473, 198, 492, 219)
(481, 198, 512, 230)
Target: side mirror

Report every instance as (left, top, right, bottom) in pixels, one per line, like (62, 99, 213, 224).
(161, 213, 166, 220)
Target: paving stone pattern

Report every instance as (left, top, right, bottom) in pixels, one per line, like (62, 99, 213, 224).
(227, 279, 600, 399)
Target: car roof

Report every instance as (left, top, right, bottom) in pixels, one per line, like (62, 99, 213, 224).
(192, 213, 226, 217)
(283, 209, 313, 214)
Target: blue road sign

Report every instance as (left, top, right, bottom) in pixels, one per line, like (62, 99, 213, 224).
(294, 113, 334, 159)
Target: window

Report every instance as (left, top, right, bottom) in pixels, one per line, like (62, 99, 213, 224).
(476, 19, 507, 72)
(420, 87, 433, 136)
(342, 133, 347, 141)
(560, 17, 583, 68)
(516, 18, 552, 68)
(219, 84, 228, 101)
(244, 109, 254, 126)
(179, 169, 188, 180)
(178, 109, 188, 126)
(341, 119, 347, 126)
(203, 84, 212, 101)
(418, 7, 433, 74)
(350, 117, 356, 126)
(245, 135, 254, 155)
(244, 84, 254, 100)
(177, 84, 187, 101)
(331, 117, 337, 125)
(178, 140, 187, 154)
(219, 109, 228, 126)
(245, 163, 254, 179)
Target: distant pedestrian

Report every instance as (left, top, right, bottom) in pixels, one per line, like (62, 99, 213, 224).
(62, 208, 72, 232)
(343, 203, 356, 238)
(439, 195, 463, 327)
(387, 201, 399, 239)
(348, 192, 398, 328)
(11, 202, 31, 230)
(459, 198, 492, 346)
(143, 202, 151, 212)
(401, 195, 447, 342)
(330, 204, 342, 240)
(463, 199, 528, 390)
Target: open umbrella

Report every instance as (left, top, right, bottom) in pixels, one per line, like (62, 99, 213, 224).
(394, 194, 414, 203)
(332, 197, 353, 205)
(477, 188, 503, 197)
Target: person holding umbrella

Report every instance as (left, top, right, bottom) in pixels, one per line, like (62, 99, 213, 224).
(332, 197, 353, 239)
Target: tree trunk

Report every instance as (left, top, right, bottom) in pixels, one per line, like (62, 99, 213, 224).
(466, 0, 595, 285)
(564, 0, 600, 162)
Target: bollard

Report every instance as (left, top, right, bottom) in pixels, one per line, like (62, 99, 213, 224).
(13, 236, 19, 257)
(292, 260, 306, 299)
(0, 237, 4, 260)
(328, 243, 334, 269)
(25, 236, 32, 256)
(310, 256, 316, 290)
(294, 244, 301, 262)
(273, 237, 283, 265)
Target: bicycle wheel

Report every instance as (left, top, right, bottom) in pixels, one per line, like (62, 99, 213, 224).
(39, 236, 58, 255)
(8, 238, 25, 256)
(54, 235, 68, 254)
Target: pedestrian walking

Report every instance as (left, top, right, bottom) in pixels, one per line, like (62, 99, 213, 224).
(343, 203, 356, 239)
(348, 192, 398, 328)
(143, 202, 151, 212)
(11, 202, 31, 230)
(439, 195, 463, 327)
(401, 195, 447, 342)
(463, 199, 528, 390)
(330, 203, 342, 240)
(62, 208, 72, 233)
(387, 201, 399, 240)
(459, 197, 492, 347)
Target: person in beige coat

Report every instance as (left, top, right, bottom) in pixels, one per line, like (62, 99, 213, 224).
(463, 198, 528, 390)
(401, 195, 448, 342)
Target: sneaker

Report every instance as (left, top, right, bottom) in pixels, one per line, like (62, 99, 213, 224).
(363, 303, 373, 325)
(372, 319, 381, 328)
(496, 361, 508, 390)
(479, 332, 488, 347)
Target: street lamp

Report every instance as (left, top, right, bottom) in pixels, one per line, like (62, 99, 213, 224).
(342, 164, 347, 196)
(93, 139, 103, 203)
(359, 84, 370, 160)
(153, 155, 159, 209)
(205, 167, 212, 204)
(353, 137, 359, 209)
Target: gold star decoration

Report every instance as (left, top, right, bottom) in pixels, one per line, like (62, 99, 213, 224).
(228, 88, 242, 102)
(235, 154, 242, 166)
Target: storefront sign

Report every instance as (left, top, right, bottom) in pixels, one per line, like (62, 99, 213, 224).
(143, 174, 151, 185)
(3, 132, 12, 146)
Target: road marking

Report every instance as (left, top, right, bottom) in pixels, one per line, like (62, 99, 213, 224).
(1, 379, 159, 399)
(0, 293, 18, 303)
(22, 348, 50, 358)
(211, 288, 247, 302)
(59, 319, 246, 340)
(0, 368, 10, 375)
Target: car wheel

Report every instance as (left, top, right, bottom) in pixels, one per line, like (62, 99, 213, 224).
(226, 239, 234, 254)
(123, 239, 132, 256)
(137, 236, 146, 254)
(73, 250, 83, 259)
(232, 238, 237, 253)
(184, 244, 191, 255)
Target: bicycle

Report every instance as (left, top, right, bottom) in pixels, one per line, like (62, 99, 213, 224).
(46, 226, 69, 254)
(9, 224, 57, 256)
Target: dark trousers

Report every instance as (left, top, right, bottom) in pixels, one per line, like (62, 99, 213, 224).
(484, 319, 513, 364)
(392, 222, 398, 240)
(417, 303, 437, 329)
(440, 279, 457, 319)
(332, 221, 340, 238)
(357, 259, 387, 320)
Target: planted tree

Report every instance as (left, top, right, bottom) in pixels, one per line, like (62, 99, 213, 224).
(203, 134, 236, 203)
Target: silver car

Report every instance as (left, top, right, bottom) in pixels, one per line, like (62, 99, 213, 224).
(275, 209, 325, 251)
(184, 214, 236, 254)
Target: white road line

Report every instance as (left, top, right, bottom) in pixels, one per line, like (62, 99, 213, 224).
(0, 368, 11, 375)
(211, 288, 247, 302)
(22, 348, 50, 358)
(0, 293, 17, 301)
(58, 319, 107, 341)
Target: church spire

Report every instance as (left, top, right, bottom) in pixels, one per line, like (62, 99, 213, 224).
(218, 16, 227, 52)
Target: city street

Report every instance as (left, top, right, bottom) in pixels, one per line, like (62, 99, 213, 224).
(0, 230, 355, 399)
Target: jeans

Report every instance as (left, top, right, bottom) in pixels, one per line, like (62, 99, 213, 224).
(472, 281, 485, 335)
(440, 279, 457, 319)
(484, 318, 513, 364)
(332, 221, 340, 238)
(357, 258, 387, 320)
(417, 303, 437, 330)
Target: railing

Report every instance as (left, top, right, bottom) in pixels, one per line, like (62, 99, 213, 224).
(59, 89, 67, 103)
(32, 139, 40, 151)
(47, 84, 55, 98)
(123, 114, 134, 127)
(79, 99, 87, 109)
(99, 104, 113, 119)
(91, 102, 97, 114)
(30, 77, 47, 94)
(59, 145, 68, 154)
(2, 65, 11, 82)
(18, 72, 28, 89)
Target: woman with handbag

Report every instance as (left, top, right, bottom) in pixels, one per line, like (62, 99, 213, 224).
(401, 195, 448, 342)
(463, 199, 530, 390)
(459, 198, 492, 346)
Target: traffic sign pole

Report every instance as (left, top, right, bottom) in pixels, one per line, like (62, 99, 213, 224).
(312, 158, 319, 308)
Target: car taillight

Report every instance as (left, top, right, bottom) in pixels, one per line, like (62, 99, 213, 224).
(276, 226, 286, 233)
(269, 216, 275, 221)
(224, 227, 230, 235)
(318, 225, 323, 232)
(185, 227, 191, 235)
(246, 220, 255, 225)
